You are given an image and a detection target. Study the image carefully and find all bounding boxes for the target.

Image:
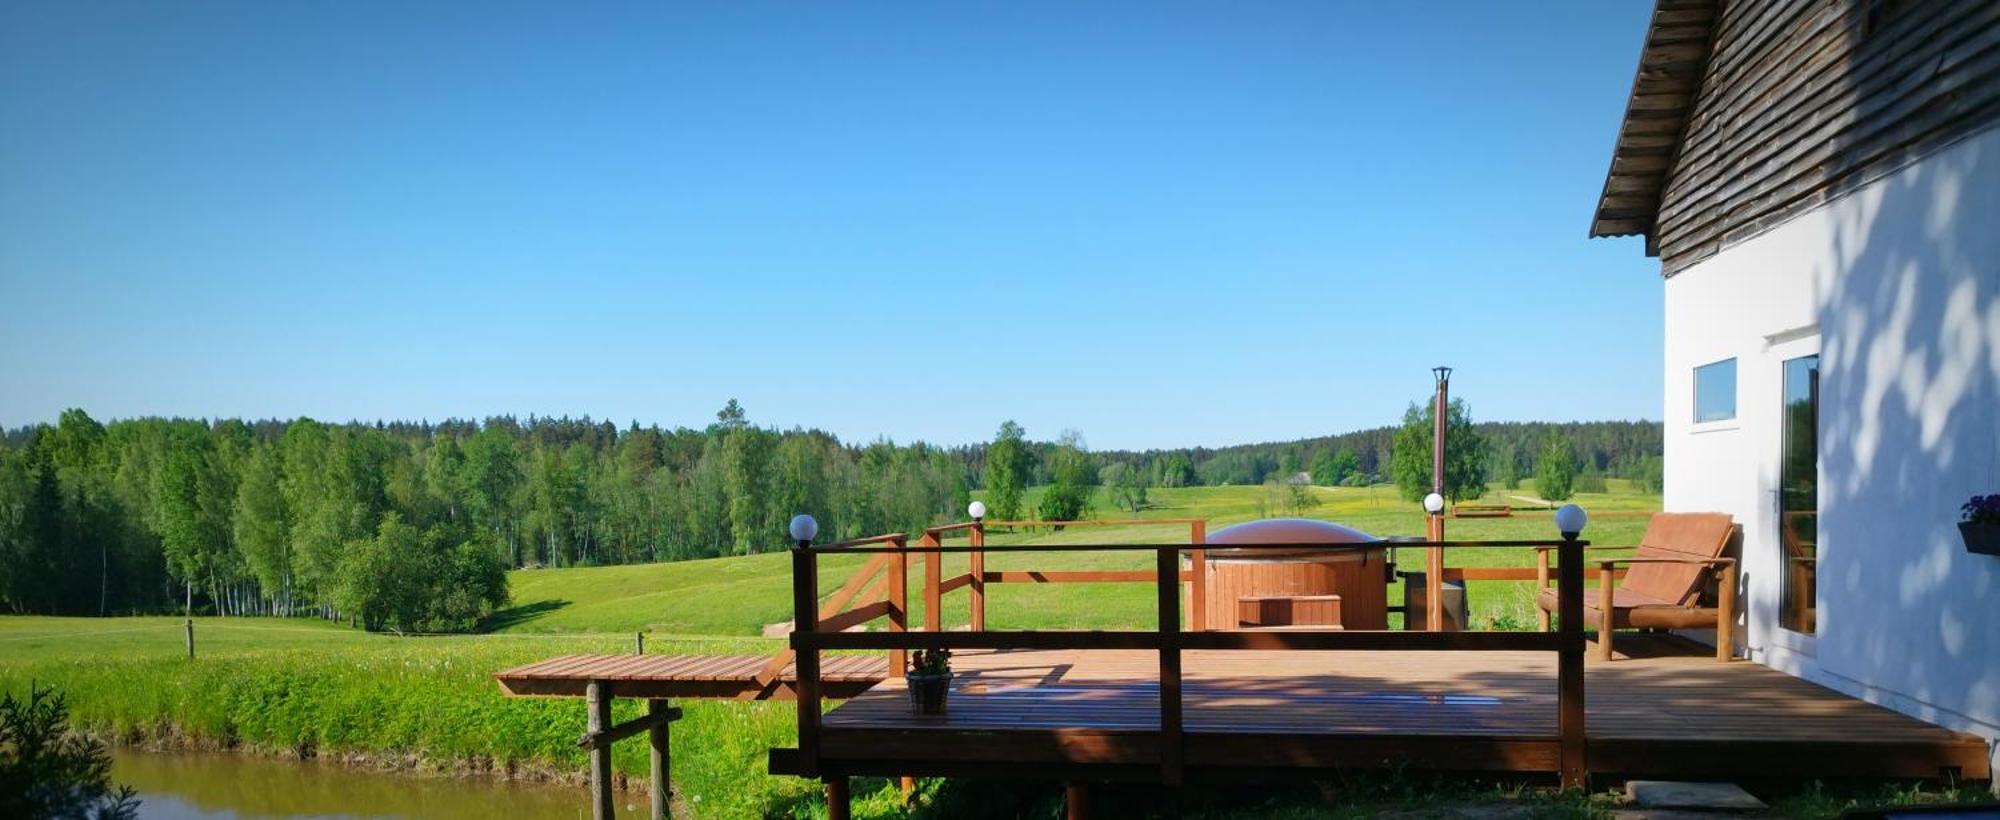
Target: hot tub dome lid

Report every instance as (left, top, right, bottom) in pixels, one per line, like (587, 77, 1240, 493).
(1203, 518, 1380, 559)
(1207, 517, 1378, 545)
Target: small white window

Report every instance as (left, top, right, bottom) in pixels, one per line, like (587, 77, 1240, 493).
(1694, 358, 1737, 423)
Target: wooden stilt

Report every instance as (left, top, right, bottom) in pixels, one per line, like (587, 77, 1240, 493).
(899, 776, 915, 803)
(1065, 782, 1089, 820)
(648, 698, 671, 820)
(824, 776, 851, 820)
(587, 681, 614, 820)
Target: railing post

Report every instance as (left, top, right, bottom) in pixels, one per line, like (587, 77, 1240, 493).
(921, 532, 942, 633)
(1535, 549, 1552, 632)
(970, 520, 987, 632)
(1156, 547, 1184, 786)
(1426, 516, 1445, 631)
(1188, 521, 1207, 632)
(791, 543, 822, 776)
(889, 535, 908, 678)
(1557, 535, 1588, 789)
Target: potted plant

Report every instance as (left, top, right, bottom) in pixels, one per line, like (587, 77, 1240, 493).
(907, 648, 952, 715)
(1962, 494, 2000, 556)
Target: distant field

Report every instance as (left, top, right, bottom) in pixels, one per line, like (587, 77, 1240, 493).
(498, 481, 1660, 635)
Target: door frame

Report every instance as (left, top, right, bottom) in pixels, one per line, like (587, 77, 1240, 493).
(1765, 335, 1820, 658)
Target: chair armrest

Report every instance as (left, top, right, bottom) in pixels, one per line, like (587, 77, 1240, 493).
(1593, 557, 1736, 569)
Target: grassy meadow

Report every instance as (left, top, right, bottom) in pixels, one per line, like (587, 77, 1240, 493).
(9, 481, 1988, 817)
(498, 480, 1661, 637)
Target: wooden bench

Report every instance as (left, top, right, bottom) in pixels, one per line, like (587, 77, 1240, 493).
(1236, 594, 1342, 629)
(1533, 512, 1739, 661)
(495, 653, 887, 700)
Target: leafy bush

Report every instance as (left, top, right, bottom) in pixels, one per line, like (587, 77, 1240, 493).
(333, 514, 509, 633)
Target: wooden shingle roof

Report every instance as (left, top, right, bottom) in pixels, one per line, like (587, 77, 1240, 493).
(1589, 0, 1721, 247)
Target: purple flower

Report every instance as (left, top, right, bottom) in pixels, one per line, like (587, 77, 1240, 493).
(1965, 494, 2000, 525)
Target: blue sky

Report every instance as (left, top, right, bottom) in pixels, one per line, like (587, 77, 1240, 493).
(0, 1, 1662, 450)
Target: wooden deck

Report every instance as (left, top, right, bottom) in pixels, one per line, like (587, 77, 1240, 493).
(778, 644, 1991, 782)
(496, 653, 888, 700)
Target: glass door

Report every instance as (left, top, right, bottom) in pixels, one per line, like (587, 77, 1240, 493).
(1779, 355, 1819, 634)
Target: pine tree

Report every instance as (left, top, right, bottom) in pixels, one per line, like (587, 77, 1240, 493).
(1536, 434, 1577, 502)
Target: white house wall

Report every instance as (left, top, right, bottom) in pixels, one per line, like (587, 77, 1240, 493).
(1662, 124, 2000, 744)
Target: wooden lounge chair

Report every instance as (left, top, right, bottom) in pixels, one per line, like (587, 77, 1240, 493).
(1534, 512, 1739, 661)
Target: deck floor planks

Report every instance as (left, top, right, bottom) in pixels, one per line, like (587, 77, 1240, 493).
(499, 645, 1988, 780)
(812, 647, 1989, 779)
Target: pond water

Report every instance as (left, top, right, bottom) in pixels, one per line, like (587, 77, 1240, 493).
(112, 748, 645, 819)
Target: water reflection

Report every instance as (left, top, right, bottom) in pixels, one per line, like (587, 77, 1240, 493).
(113, 748, 637, 819)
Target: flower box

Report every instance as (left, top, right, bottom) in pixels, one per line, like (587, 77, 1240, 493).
(1961, 522, 2000, 557)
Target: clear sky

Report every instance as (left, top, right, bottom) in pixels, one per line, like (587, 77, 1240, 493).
(0, 1, 1662, 451)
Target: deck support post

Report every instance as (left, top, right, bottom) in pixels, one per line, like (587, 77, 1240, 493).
(587, 680, 615, 820)
(648, 698, 671, 820)
(824, 776, 850, 820)
(1557, 535, 1588, 789)
(1065, 782, 1090, 820)
(1157, 547, 1184, 786)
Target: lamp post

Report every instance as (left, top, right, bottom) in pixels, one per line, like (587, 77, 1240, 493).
(1430, 365, 1452, 540)
(1426, 366, 1451, 631)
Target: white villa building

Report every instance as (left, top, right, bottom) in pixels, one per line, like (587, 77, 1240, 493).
(1591, 0, 1999, 769)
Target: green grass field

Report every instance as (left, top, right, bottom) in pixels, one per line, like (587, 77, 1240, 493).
(496, 481, 1659, 637)
(6, 483, 1989, 818)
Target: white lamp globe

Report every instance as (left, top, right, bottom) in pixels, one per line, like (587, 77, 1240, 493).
(967, 500, 988, 520)
(788, 514, 819, 543)
(1423, 493, 1445, 514)
(1555, 504, 1589, 538)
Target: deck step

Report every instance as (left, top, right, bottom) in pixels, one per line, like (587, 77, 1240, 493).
(1624, 781, 1766, 812)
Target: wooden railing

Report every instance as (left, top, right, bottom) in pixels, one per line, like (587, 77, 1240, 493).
(769, 518, 1205, 682)
(787, 534, 1592, 789)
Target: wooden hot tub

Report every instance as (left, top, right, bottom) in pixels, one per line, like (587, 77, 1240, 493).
(1198, 518, 1389, 630)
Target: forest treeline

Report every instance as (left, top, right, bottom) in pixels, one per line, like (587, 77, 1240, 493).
(0, 403, 1660, 624)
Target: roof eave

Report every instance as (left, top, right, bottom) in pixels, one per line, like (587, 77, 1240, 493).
(1587, 0, 1721, 250)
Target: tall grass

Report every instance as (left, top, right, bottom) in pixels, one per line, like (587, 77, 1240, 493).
(0, 621, 819, 818)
